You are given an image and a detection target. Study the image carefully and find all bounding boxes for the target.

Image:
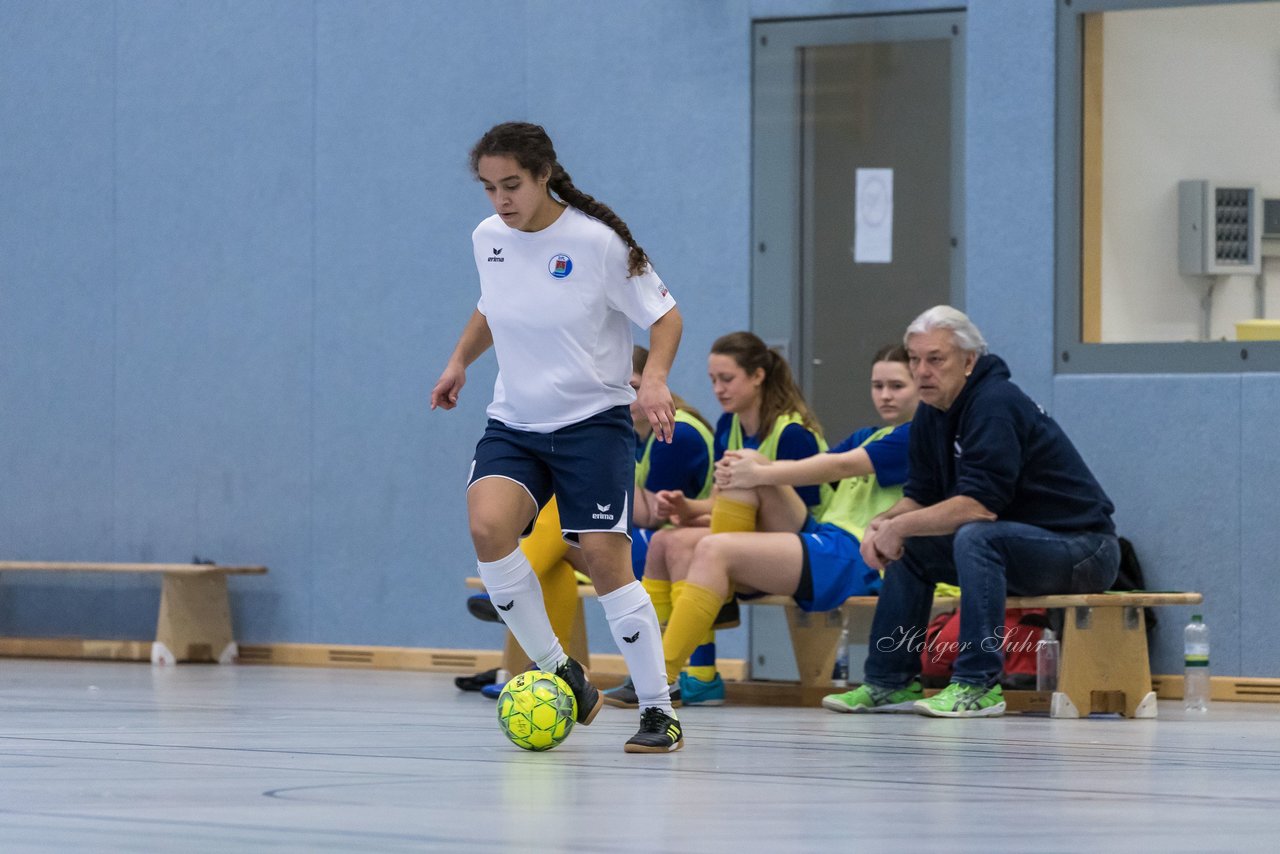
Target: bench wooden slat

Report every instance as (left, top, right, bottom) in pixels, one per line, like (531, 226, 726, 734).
(0, 561, 267, 575)
(463, 580, 1201, 610)
(753, 592, 1201, 608)
(1005, 592, 1202, 608)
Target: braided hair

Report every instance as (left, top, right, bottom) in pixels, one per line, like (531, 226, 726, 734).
(710, 332, 822, 439)
(469, 122, 651, 277)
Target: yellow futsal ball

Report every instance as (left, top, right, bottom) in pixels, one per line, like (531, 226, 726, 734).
(496, 670, 578, 751)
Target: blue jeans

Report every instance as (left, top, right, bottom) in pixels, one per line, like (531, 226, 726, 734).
(864, 521, 1120, 689)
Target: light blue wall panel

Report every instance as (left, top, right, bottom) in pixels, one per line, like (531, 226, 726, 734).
(1054, 374, 1242, 675)
(0, 2, 121, 632)
(110, 2, 315, 637)
(963, 0, 1056, 410)
(751, 0, 955, 16)
(4, 0, 1273, 682)
(310, 1, 520, 647)
(1239, 375, 1280, 677)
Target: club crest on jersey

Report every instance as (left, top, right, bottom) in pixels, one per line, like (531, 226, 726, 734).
(548, 254, 573, 279)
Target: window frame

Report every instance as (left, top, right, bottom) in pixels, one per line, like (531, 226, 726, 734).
(1054, 0, 1280, 373)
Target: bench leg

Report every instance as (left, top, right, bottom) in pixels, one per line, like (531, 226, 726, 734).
(784, 605, 844, 688)
(153, 572, 237, 665)
(500, 597, 590, 677)
(1054, 605, 1154, 718)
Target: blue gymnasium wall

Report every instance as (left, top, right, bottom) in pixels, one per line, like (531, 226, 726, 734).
(1, 0, 1274, 676)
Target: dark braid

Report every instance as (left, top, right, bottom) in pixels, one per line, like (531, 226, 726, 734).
(548, 165, 650, 277)
(470, 122, 651, 277)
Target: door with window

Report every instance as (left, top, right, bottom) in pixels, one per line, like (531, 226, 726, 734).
(749, 13, 964, 679)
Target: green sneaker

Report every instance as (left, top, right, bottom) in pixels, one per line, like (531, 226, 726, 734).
(913, 682, 1006, 718)
(821, 680, 924, 713)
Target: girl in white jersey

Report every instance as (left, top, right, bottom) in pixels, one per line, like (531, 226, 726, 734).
(431, 122, 685, 753)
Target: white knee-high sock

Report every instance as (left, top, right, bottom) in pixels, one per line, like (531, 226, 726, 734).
(599, 581, 674, 716)
(477, 548, 565, 673)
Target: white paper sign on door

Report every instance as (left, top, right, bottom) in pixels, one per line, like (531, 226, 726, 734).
(853, 168, 893, 264)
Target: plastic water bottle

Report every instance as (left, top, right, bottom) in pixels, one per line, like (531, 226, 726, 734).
(1036, 627, 1059, 692)
(833, 625, 850, 688)
(1184, 614, 1210, 714)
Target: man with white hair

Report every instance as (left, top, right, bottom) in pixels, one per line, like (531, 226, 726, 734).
(823, 305, 1119, 717)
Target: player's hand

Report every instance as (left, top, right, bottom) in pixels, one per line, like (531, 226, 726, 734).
(637, 378, 675, 443)
(430, 363, 465, 410)
(861, 518, 904, 571)
(715, 450, 768, 490)
(860, 531, 887, 572)
(654, 489, 688, 523)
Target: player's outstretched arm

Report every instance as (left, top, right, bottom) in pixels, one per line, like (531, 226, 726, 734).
(717, 446, 875, 491)
(431, 309, 493, 411)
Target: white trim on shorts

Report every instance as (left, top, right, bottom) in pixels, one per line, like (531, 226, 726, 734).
(465, 473, 540, 528)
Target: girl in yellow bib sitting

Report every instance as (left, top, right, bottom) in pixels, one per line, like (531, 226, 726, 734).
(605, 331, 828, 707)
(658, 344, 919, 707)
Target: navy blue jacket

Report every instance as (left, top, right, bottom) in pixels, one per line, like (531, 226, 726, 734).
(904, 354, 1115, 534)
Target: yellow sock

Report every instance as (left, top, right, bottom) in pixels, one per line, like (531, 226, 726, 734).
(663, 582, 723, 684)
(670, 580, 685, 611)
(642, 577, 672, 626)
(539, 559, 579, 650)
(710, 497, 757, 534)
(522, 497, 570, 574)
(668, 580, 715, 680)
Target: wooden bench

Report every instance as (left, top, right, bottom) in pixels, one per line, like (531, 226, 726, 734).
(0, 561, 268, 665)
(755, 591, 1202, 719)
(464, 577, 1201, 718)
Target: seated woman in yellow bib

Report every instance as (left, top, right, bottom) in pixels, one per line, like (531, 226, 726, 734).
(605, 331, 828, 708)
(656, 344, 918, 707)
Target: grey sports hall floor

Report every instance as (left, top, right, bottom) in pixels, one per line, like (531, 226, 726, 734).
(2, 659, 1277, 853)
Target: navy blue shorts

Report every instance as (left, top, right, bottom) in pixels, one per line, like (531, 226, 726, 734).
(468, 405, 634, 543)
(794, 518, 882, 612)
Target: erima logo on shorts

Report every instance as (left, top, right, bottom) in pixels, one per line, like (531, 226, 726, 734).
(592, 502, 614, 520)
(549, 253, 573, 278)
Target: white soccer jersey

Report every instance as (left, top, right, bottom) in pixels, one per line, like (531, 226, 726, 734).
(473, 205, 676, 433)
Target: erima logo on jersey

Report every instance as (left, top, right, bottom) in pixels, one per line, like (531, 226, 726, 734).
(549, 253, 573, 278)
(592, 501, 615, 521)
(487, 247, 504, 262)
